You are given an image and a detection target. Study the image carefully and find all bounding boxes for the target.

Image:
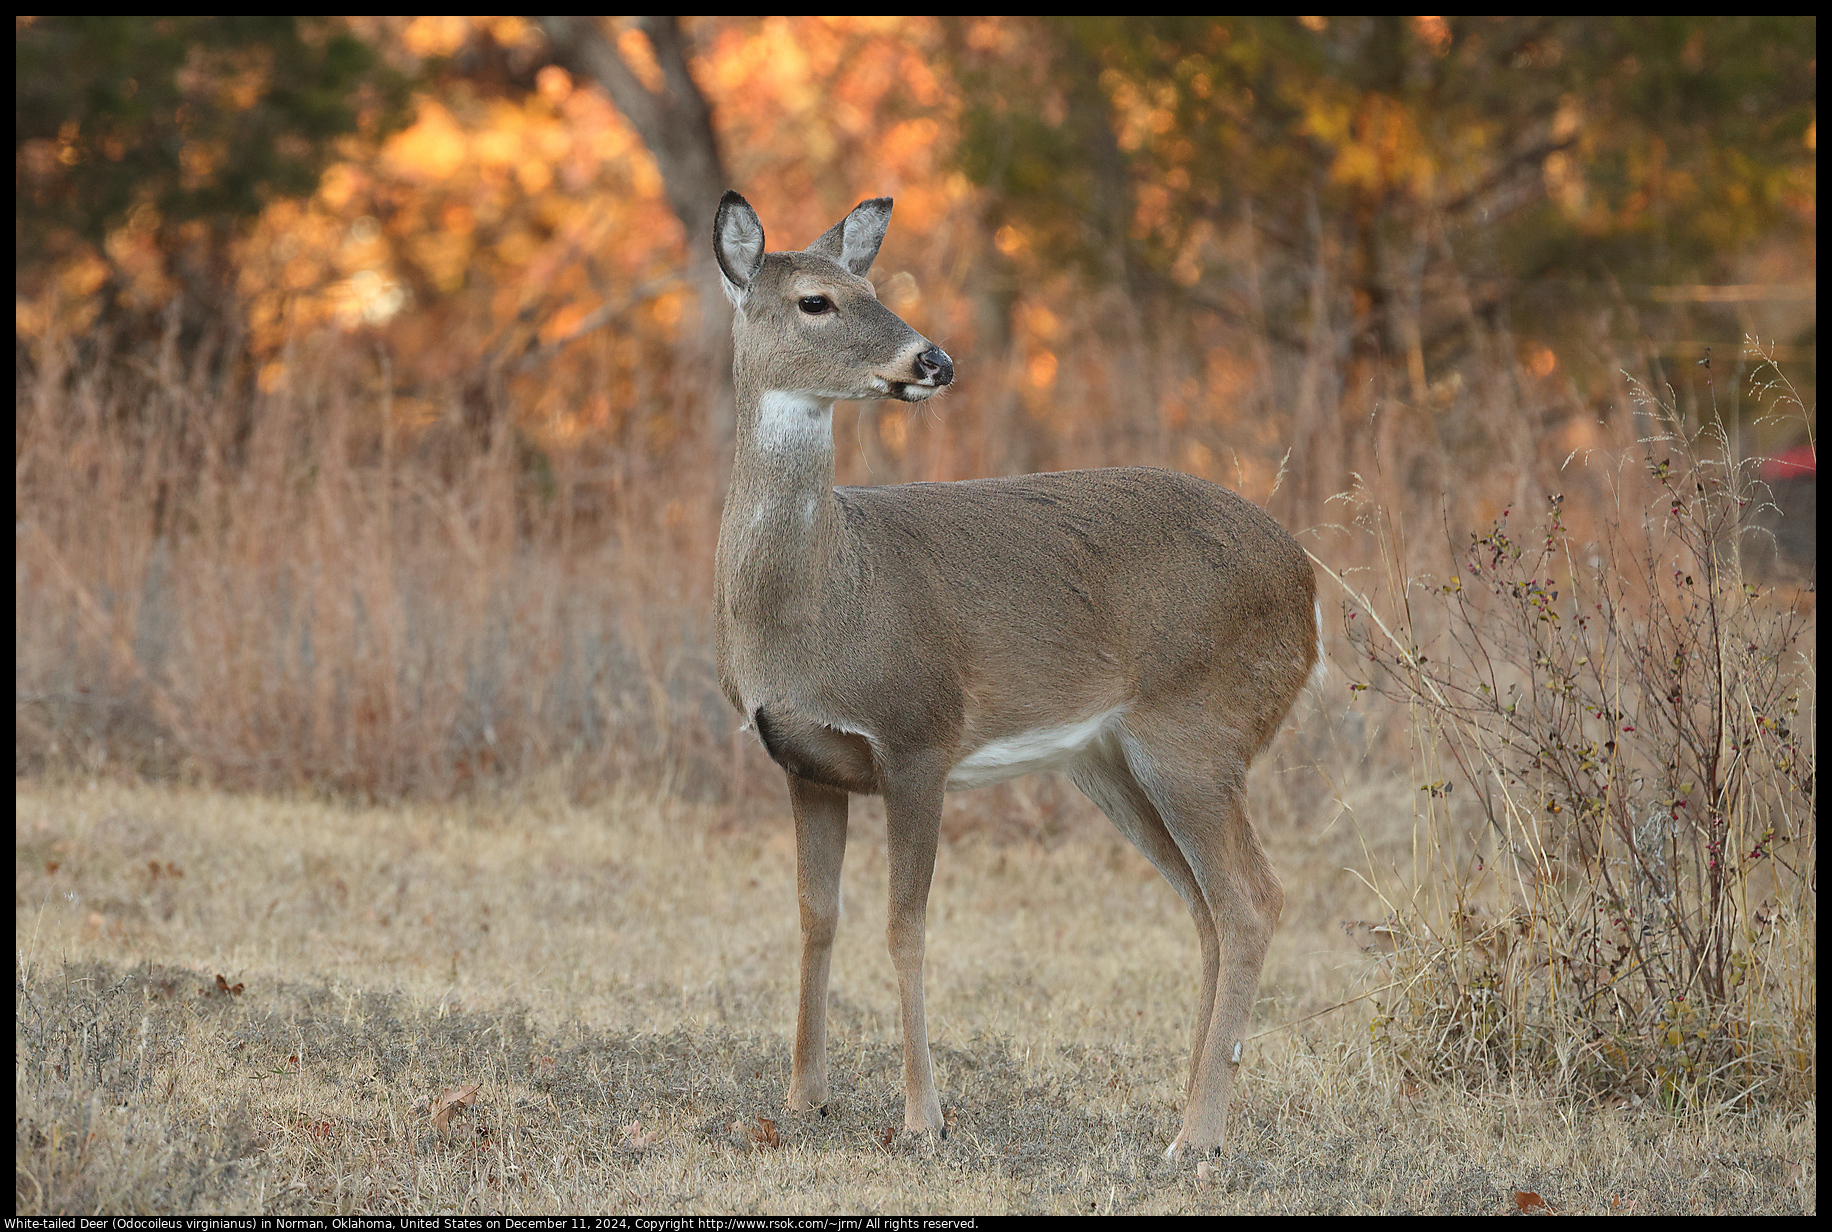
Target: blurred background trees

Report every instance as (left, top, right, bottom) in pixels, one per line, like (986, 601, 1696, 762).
(951, 16, 1815, 507)
(14, 16, 1816, 799)
(16, 17, 411, 343)
(18, 16, 1814, 476)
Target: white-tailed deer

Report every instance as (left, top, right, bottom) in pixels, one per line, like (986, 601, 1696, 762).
(711, 191, 1318, 1159)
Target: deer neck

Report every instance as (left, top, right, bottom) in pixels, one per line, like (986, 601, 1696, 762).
(720, 387, 845, 627)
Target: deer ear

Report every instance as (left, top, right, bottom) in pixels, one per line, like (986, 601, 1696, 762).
(807, 197, 892, 277)
(713, 191, 766, 306)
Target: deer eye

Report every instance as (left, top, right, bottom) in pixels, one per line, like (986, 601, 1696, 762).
(798, 295, 831, 315)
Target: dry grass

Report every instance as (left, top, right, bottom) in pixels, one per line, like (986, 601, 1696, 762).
(15, 757, 1815, 1215)
(13, 328, 741, 803)
(23, 299, 1809, 808)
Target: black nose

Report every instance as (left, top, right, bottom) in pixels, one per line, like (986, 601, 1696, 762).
(917, 346, 954, 386)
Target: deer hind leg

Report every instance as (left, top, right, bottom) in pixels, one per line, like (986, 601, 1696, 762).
(787, 774, 849, 1114)
(1117, 718, 1283, 1160)
(1069, 733, 1221, 1098)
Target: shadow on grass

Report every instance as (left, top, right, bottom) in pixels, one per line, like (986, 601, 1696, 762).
(17, 958, 1191, 1214)
(18, 958, 1813, 1216)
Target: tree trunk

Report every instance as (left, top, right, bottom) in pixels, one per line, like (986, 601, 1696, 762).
(537, 16, 735, 461)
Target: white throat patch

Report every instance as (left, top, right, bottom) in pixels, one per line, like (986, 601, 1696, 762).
(755, 390, 834, 452)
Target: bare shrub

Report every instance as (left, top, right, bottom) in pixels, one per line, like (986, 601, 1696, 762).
(1327, 359, 1815, 1108)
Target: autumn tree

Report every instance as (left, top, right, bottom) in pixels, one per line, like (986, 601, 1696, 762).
(16, 16, 409, 341)
(951, 16, 1816, 511)
(536, 16, 734, 452)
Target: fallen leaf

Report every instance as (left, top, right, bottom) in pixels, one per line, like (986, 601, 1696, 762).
(432, 1083, 480, 1137)
(727, 1115, 780, 1150)
(1343, 919, 1403, 953)
(1512, 1189, 1551, 1214)
(620, 1120, 658, 1150)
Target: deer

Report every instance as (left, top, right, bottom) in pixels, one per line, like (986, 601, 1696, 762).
(710, 190, 1319, 1160)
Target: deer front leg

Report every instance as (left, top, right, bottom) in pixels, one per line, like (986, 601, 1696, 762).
(787, 774, 849, 1113)
(881, 754, 948, 1137)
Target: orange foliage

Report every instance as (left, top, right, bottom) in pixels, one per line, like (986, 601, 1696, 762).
(18, 16, 1813, 499)
(124, 17, 981, 465)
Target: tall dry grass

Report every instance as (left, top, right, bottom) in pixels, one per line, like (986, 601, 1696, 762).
(16, 323, 736, 801)
(22, 262, 1781, 802)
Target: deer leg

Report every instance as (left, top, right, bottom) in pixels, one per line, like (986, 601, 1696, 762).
(1120, 722, 1283, 1160)
(787, 773, 849, 1113)
(1069, 737, 1221, 1099)
(880, 754, 949, 1136)
(1176, 796, 1281, 1157)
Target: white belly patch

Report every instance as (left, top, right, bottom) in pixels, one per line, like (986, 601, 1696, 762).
(946, 708, 1123, 790)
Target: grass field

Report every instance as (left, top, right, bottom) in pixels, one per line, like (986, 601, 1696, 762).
(15, 763, 1816, 1215)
